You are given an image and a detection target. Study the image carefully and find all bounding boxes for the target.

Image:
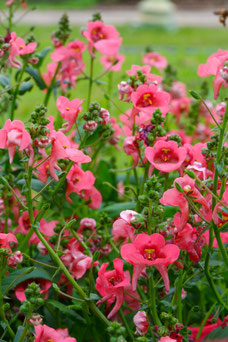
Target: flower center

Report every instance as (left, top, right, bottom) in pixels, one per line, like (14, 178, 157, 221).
(144, 248, 155, 260)
(19, 45, 24, 49)
(66, 107, 70, 111)
(183, 185, 191, 193)
(222, 213, 228, 221)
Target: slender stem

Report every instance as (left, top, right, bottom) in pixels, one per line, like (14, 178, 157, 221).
(148, 199, 153, 235)
(133, 168, 139, 195)
(104, 223, 120, 255)
(200, 97, 221, 129)
(119, 308, 134, 342)
(10, 60, 27, 120)
(87, 56, 95, 109)
(148, 272, 161, 326)
(44, 62, 61, 106)
(211, 101, 228, 266)
(176, 269, 184, 323)
(32, 178, 55, 201)
(33, 155, 50, 170)
(51, 161, 73, 197)
(70, 229, 92, 256)
(195, 176, 227, 208)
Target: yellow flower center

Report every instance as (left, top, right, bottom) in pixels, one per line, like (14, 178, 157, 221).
(183, 185, 191, 193)
(62, 145, 68, 149)
(144, 248, 155, 260)
(66, 107, 70, 111)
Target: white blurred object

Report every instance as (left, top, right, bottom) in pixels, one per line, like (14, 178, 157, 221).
(138, 0, 177, 28)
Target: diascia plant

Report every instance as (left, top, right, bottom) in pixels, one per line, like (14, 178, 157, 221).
(0, 1, 227, 342)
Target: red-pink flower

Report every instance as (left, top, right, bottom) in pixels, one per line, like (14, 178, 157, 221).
(42, 62, 59, 89)
(51, 40, 85, 63)
(131, 84, 170, 118)
(15, 278, 52, 302)
(78, 218, 96, 234)
(57, 96, 83, 132)
(123, 136, 140, 168)
(34, 324, 76, 342)
(160, 175, 210, 230)
(126, 64, 162, 85)
(62, 249, 95, 280)
(49, 131, 91, 181)
(158, 337, 177, 342)
(212, 188, 228, 227)
(0, 233, 17, 253)
(82, 20, 120, 55)
(9, 32, 37, 69)
(0, 119, 31, 164)
(8, 251, 23, 268)
(100, 53, 125, 72)
(198, 49, 228, 99)
(112, 210, 137, 244)
(133, 311, 149, 335)
(145, 140, 187, 173)
(142, 52, 168, 72)
(95, 258, 130, 319)
(121, 233, 180, 292)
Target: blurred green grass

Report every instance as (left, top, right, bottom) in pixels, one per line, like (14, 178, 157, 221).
(9, 25, 228, 121)
(0, 0, 99, 10)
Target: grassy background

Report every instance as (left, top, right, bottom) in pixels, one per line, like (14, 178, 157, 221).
(10, 25, 228, 121)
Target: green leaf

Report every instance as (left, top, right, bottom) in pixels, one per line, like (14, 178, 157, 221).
(18, 81, 33, 95)
(205, 326, 228, 339)
(83, 126, 103, 147)
(101, 201, 136, 218)
(35, 46, 52, 67)
(0, 75, 10, 88)
(13, 326, 24, 342)
(17, 178, 45, 192)
(220, 221, 228, 232)
(46, 299, 85, 322)
(1, 267, 52, 294)
(25, 66, 46, 90)
(95, 160, 117, 202)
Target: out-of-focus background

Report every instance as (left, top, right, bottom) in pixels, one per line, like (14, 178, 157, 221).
(1, 0, 228, 118)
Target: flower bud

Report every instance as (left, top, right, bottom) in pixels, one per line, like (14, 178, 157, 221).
(100, 108, 110, 125)
(83, 120, 97, 131)
(29, 314, 43, 326)
(133, 311, 149, 336)
(220, 66, 228, 81)
(8, 251, 23, 268)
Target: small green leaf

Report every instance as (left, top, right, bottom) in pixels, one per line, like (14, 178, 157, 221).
(83, 126, 103, 147)
(0, 75, 10, 88)
(1, 267, 52, 294)
(46, 299, 85, 322)
(25, 66, 46, 89)
(13, 326, 24, 342)
(35, 46, 52, 67)
(101, 202, 136, 218)
(19, 81, 33, 95)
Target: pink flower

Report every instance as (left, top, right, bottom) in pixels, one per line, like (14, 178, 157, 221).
(15, 210, 38, 235)
(66, 164, 95, 202)
(133, 311, 149, 335)
(78, 218, 96, 234)
(62, 249, 95, 280)
(95, 258, 130, 319)
(126, 64, 162, 85)
(121, 233, 180, 292)
(145, 140, 187, 173)
(198, 49, 228, 99)
(57, 328, 77, 342)
(82, 20, 120, 55)
(170, 81, 187, 99)
(8, 251, 23, 268)
(212, 188, 228, 227)
(158, 337, 177, 342)
(131, 84, 170, 118)
(174, 216, 206, 262)
(42, 62, 59, 88)
(100, 108, 110, 125)
(160, 175, 210, 231)
(49, 131, 91, 181)
(100, 53, 125, 72)
(0, 233, 17, 253)
(51, 40, 85, 63)
(0, 119, 31, 164)
(9, 32, 36, 69)
(112, 210, 137, 244)
(142, 52, 168, 72)
(34, 324, 70, 342)
(118, 81, 133, 102)
(15, 278, 52, 302)
(123, 136, 140, 167)
(57, 96, 83, 132)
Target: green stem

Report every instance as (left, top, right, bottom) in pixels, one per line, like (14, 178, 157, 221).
(17, 322, 30, 342)
(87, 56, 95, 109)
(10, 61, 27, 120)
(133, 168, 139, 195)
(211, 100, 228, 266)
(148, 272, 161, 326)
(176, 269, 184, 323)
(148, 199, 153, 235)
(200, 97, 221, 129)
(119, 308, 134, 342)
(43, 61, 61, 106)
